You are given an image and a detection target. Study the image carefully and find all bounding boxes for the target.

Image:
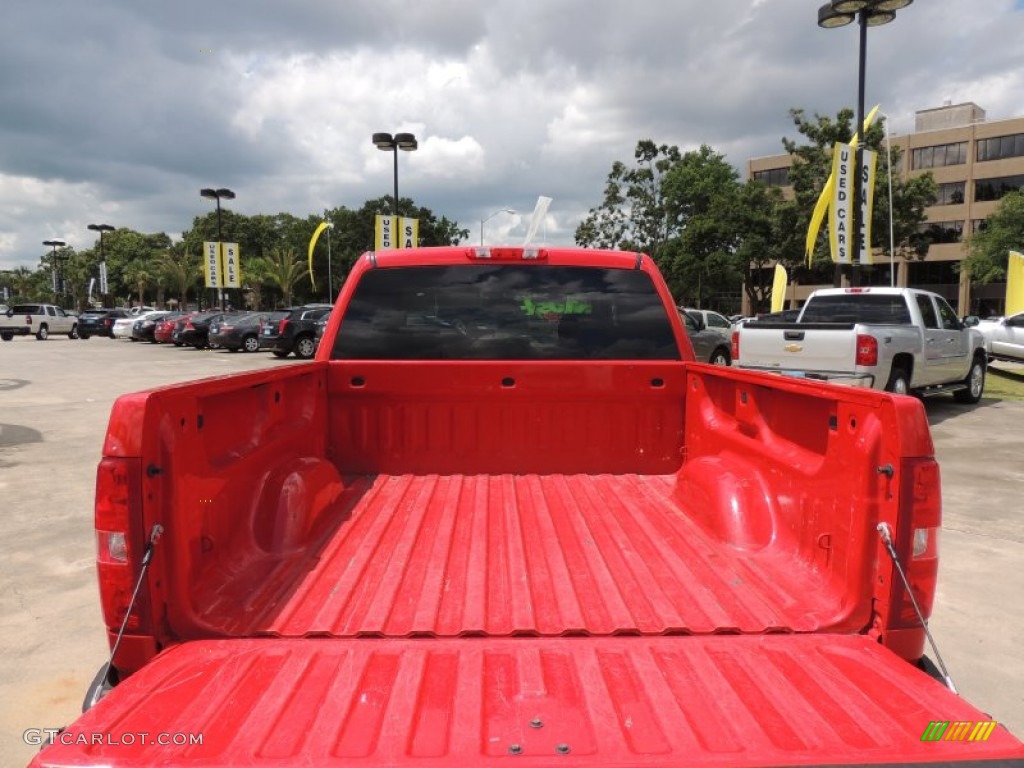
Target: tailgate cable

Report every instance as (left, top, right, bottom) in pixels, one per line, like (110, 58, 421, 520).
(100, 524, 164, 688)
(877, 523, 957, 693)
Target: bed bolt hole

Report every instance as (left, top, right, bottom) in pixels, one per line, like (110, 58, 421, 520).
(651, 378, 664, 388)
(351, 376, 365, 387)
(501, 377, 515, 387)
(740, 391, 748, 404)
(556, 744, 571, 755)
(274, 391, 280, 403)
(508, 744, 522, 755)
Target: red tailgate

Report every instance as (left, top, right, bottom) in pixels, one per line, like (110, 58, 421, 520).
(33, 635, 1024, 767)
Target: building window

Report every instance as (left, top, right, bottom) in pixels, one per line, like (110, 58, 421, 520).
(971, 219, 988, 233)
(752, 167, 790, 187)
(975, 174, 1024, 202)
(935, 181, 966, 205)
(976, 133, 1024, 162)
(908, 259, 960, 285)
(918, 220, 964, 244)
(912, 141, 967, 170)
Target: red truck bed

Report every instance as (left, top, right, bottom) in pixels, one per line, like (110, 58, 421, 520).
(202, 472, 841, 638)
(33, 635, 1024, 767)
(51, 249, 1023, 766)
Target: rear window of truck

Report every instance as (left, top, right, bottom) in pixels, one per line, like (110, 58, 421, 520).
(332, 264, 680, 360)
(799, 294, 912, 324)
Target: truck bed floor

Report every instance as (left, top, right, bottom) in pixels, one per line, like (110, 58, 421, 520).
(200, 474, 840, 638)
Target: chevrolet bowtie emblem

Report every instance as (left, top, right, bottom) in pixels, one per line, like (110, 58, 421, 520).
(784, 343, 803, 353)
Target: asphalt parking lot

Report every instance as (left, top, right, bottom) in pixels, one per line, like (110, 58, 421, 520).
(1, 338, 1022, 765)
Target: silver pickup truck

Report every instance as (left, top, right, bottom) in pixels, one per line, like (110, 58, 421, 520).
(0, 303, 79, 341)
(733, 287, 987, 403)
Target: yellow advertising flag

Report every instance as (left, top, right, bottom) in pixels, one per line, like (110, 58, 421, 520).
(859, 149, 878, 265)
(805, 104, 881, 266)
(1007, 251, 1024, 316)
(771, 264, 788, 313)
(307, 221, 330, 290)
(374, 215, 397, 250)
(829, 143, 853, 264)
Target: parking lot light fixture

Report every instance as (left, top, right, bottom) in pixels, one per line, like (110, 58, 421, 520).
(87, 224, 114, 301)
(43, 239, 67, 304)
(200, 188, 236, 310)
(817, 0, 914, 287)
(480, 209, 515, 246)
(372, 132, 418, 215)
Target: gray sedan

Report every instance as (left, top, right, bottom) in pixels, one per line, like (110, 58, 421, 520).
(679, 309, 731, 365)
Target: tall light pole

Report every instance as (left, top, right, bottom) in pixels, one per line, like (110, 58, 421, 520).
(87, 224, 114, 304)
(372, 132, 418, 214)
(480, 208, 515, 245)
(43, 239, 67, 304)
(879, 112, 897, 287)
(200, 187, 235, 310)
(325, 221, 334, 302)
(818, 0, 914, 288)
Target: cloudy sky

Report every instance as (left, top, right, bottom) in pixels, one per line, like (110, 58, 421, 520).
(2, 0, 1022, 269)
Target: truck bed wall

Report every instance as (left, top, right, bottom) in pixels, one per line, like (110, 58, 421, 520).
(112, 360, 930, 649)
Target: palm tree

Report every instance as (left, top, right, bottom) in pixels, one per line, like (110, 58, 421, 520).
(255, 247, 307, 307)
(159, 250, 198, 307)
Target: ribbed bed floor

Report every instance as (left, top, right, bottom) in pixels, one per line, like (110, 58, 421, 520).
(202, 473, 841, 637)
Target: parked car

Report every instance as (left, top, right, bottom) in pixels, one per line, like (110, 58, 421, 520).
(177, 311, 239, 349)
(734, 287, 987, 401)
(209, 312, 266, 352)
(681, 307, 733, 339)
(969, 310, 1024, 364)
(679, 309, 731, 365)
(77, 308, 129, 339)
(259, 304, 332, 359)
(313, 310, 332, 349)
(153, 312, 185, 344)
(131, 311, 175, 343)
(170, 312, 201, 346)
(0, 303, 79, 340)
(113, 310, 162, 340)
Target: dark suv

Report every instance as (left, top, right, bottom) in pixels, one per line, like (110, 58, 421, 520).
(77, 308, 129, 339)
(259, 304, 332, 359)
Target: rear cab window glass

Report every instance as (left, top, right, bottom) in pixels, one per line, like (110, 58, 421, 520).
(12, 305, 42, 314)
(332, 264, 680, 361)
(800, 294, 913, 325)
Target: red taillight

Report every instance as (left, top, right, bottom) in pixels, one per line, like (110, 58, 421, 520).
(855, 334, 878, 366)
(185, 321, 195, 330)
(731, 330, 739, 361)
(278, 318, 290, 334)
(885, 458, 942, 658)
(25, 314, 33, 324)
(95, 458, 146, 633)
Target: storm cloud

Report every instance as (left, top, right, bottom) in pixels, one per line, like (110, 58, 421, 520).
(2, 0, 1022, 268)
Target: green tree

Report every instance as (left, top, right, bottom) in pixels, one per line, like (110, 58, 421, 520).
(964, 190, 1024, 283)
(575, 140, 683, 260)
(661, 145, 744, 306)
(254, 247, 307, 307)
